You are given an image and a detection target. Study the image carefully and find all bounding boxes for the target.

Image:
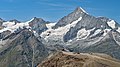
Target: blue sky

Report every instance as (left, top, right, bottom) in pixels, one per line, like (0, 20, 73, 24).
(0, 0, 120, 23)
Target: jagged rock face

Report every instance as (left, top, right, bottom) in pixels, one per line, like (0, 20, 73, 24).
(29, 17, 48, 34)
(0, 29, 48, 67)
(52, 7, 85, 29)
(0, 30, 11, 39)
(68, 31, 120, 60)
(63, 13, 112, 42)
(38, 51, 120, 67)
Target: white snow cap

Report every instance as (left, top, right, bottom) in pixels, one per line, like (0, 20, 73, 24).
(75, 7, 87, 13)
(0, 21, 30, 33)
(26, 17, 35, 23)
(80, 7, 86, 13)
(107, 20, 116, 29)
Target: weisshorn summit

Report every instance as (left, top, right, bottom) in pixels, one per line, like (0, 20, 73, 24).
(0, 7, 120, 67)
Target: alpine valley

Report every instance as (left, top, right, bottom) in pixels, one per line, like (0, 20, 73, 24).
(0, 7, 120, 67)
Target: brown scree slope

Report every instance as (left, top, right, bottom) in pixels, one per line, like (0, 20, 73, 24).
(38, 51, 120, 67)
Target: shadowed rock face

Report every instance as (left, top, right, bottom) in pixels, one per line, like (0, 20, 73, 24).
(0, 29, 48, 67)
(38, 51, 120, 67)
(0, 30, 11, 39)
(29, 17, 48, 34)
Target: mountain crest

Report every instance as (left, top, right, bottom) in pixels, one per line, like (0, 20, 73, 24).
(74, 7, 86, 13)
(52, 7, 86, 29)
(9, 19, 21, 24)
(34, 17, 45, 21)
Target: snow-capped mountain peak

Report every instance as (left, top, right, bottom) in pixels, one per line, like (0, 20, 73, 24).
(52, 7, 86, 29)
(74, 7, 87, 14)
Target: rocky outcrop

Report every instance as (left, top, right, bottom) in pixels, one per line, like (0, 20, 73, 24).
(0, 30, 11, 39)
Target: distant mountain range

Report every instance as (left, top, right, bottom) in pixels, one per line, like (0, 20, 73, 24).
(0, 7, 120, 67)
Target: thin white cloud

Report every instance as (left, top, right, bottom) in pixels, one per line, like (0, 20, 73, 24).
(46, 8, 74, 11)
(46, 3, 62, 7)
(85, 7, 112, 12)
(35, 0, 90, 11)
(37, 2, 63, 7)
(36, 0, 75, 8)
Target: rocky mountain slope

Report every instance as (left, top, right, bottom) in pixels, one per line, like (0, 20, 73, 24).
(38, 51, 120, 67)
(0, 29, 48, 67)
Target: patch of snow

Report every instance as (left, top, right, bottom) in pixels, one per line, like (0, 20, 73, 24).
(117, 27, 120, 33)
(0, 28, 11, 33)
(80, 7, 88, 14)
(107, 20, 116, 29)
(40, 17, 82, 41)
(103, 29, 111, 36)
(33, 30, 39, 37)
(77, 28, 87, 39)
(29, 29, 32, 31)
(26, 18, 35, 23)
(0, 21, 30, 33)
(91, 29, 101, 37)
(33, 30, 36, 33)
(46, 23, 56, 29)
(70, 17, 82, 27)
(68, 39, 72, 42)
(87, 37, 103, 46)
(3, 21, 15, 27)
(77, 28, 95, 40)
(101, 25, 103, 28)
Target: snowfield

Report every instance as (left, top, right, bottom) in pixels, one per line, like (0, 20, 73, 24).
(40, 17, 82, 40)
(0, 20, 31, 33)
(107, 20, 116, 29)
